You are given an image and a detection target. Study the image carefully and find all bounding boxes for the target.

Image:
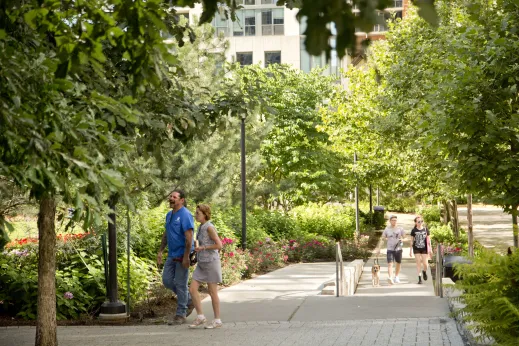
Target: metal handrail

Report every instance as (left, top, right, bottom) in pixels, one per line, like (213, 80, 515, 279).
(336, 242, 346, 297)
(435, 243, 443, 297)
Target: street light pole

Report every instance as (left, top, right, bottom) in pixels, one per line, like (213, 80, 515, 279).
(241, 116, 247, 250)
(99, 195, 126, 321)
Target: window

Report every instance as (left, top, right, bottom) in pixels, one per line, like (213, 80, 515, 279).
(300, 38, 338, 75)
(213, 13, 229, 36)
(299, 16, 307, 35)
(392, 0, 403, 7)
(373, 12, 387, 32)
(177, 13, 189, 22)
(237, 52, 253, 66)
(261, 9, 284, 35)
(265, 51, 281, 66)
(234, 10, 256, 36)
(242, 0, 256, 4)
(261, 0, 277, 4)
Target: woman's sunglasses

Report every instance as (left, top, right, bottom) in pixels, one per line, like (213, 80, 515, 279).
(417, 221, 423, 224)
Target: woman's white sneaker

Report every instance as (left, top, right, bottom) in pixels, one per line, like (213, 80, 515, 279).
(188, 317, 207, 328)
(204, 320, 223, 329)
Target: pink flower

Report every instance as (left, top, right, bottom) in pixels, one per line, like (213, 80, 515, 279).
(232, 266, 236, 269)
(64, 292, 74, 300)
(229, 252, 234, 258)
(283, 255, 288, 262)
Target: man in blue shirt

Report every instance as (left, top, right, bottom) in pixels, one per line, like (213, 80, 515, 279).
(157, 189, 195, 325)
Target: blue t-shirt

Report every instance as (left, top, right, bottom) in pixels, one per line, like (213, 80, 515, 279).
(165, 206, 195, 258)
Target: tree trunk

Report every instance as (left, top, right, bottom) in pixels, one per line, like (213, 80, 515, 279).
(35, 196, 57, 346)
(512, 204, 519, 248)
(467, 194, 474, 257)
(452, 199, 459, 239)
(442, 200, 451, 224)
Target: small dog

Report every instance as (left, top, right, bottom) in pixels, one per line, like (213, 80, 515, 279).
(371, 257, 381, 287)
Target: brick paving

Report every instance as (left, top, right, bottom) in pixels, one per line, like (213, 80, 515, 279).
(0, 318, 466, 346)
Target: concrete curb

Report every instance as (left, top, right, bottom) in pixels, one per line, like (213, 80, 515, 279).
(443, 279, 494, 346)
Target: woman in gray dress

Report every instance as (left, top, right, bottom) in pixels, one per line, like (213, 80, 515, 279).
(188, 204, 223, 329)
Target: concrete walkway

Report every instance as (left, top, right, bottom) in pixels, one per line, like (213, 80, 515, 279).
(0, 212, 470, 345)
(1, 259, 466, 346)
(458, 205, 515, 253)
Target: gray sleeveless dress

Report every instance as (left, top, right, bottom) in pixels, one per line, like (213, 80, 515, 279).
(192, 221, 222, 283)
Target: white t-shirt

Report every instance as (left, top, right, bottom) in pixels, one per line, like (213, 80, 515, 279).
(383, 226, 405, 251)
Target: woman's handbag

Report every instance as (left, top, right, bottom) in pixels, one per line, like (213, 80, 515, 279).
(189, 230, 200, 266)
(189, 249, 197, 266)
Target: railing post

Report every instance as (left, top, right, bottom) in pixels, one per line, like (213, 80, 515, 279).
(336, 242, 340, 297)
(436, 243, 443, 297)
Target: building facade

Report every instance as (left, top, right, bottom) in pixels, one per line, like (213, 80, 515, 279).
(177, 0, 409, 73)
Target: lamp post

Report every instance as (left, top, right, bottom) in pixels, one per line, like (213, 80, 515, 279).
(99, 195, 126, 321)
(241, 115, 247, 250)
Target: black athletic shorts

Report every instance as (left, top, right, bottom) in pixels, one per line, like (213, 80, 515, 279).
(413, 248, 428, 254)
(387, 250, 402, 263)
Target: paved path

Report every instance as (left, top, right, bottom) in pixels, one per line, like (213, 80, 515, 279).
(386, 205, 515, 253)
(458, 205, 514, 253)
(0, 258, 466, 346)
(0, 210, 473, 346)
(0, 319, 464, 346)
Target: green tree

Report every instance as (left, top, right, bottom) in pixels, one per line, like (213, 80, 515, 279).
(0, 1, 225, 344)
(372, 0, 519, 246)
(237, 65, 345, 209)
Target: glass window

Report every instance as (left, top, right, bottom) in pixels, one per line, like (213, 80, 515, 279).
(300, 38, 339, 76)
(300, 38, 311, 72)
(262, 9, 284, 35)
(392, 1, 403, 7)
(299, 16, 307, 35)
(265, 51, 281, 66)
(243, 0, 256, 5)
(234, 10, 256, 36)
(262, 10, 272, 35)
(373, 12, 387, 32)
(237, 52, 253, 66)
(212, 12, 229, 37)
(261, 0, 277, 4)
(178, 13, 189, 22)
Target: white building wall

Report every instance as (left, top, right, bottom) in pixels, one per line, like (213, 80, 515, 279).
(176, 4, 348, 76)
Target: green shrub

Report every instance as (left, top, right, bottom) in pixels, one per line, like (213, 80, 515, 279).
(430, 223, 467, 246)
(117, 253, 161, 310)
(210, 206, 241, 240)
(453, 249, 519, 345)
(252, 209, 298, 241)
(0, 233, 158, 319)
(130, 202, 169, 262)
(219, 237, 248, 286)
(249, 238, 287, 271)
(418, 205, 441, 225)
(284, 238, 334, 262)
(290, 203, 356, 241)
(384, 196, 418, 213)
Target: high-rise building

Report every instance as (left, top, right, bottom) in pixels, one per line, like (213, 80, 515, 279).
(176, 1, 409, 73)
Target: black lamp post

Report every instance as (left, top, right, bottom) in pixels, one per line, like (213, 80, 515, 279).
(241, 115, 247, 250)
(99, 195, 126, 321)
